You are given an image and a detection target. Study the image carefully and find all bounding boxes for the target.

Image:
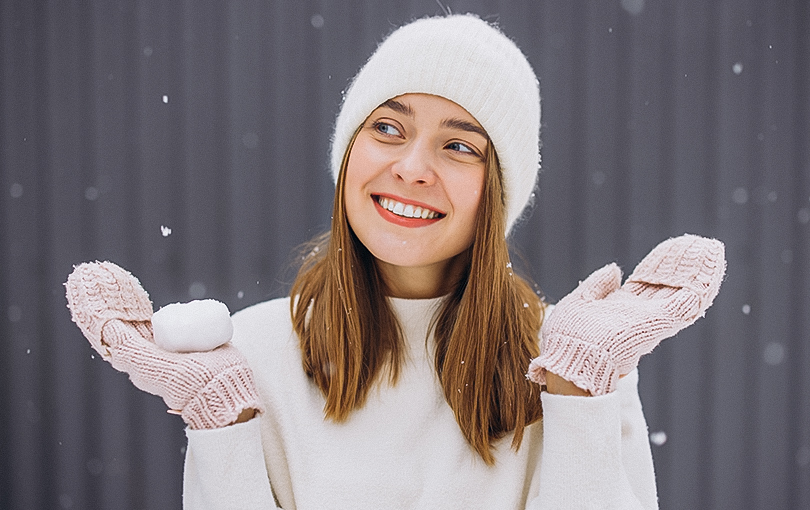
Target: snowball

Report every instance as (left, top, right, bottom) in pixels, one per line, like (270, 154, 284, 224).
(152, 299, 233, 353)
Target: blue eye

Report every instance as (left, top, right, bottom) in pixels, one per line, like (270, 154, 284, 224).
(447, 141, 475, 154)
(374, 122, 401, 137)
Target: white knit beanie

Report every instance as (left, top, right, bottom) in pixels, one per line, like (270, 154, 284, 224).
(330, 14, 541, 235)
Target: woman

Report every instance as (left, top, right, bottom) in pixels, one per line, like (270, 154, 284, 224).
(65, 14, 725, 509)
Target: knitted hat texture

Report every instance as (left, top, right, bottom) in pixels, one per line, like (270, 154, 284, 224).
(330, 14, 541, 234)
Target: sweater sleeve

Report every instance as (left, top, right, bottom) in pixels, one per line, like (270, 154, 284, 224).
(183, 417, 282, 510)
(527, 369, 658, 510)
(616, 369, 658, 509)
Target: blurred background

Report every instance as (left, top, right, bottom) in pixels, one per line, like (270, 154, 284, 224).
(1, 0, 808, 508)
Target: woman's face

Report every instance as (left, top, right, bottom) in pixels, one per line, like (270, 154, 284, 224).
(344, 93, 488, 297)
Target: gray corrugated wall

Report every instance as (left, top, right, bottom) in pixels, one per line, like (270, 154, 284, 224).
(1, 1, 807, 508)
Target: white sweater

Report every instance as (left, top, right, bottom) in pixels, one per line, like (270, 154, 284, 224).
(183, 296, 658, 509)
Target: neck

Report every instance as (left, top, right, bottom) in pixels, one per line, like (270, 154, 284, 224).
(376, 253, 468, 299)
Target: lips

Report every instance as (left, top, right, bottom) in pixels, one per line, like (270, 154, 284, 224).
(372, 194, 444, 226)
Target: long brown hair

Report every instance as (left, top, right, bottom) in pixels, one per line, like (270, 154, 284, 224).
(290, 133, 545, 465)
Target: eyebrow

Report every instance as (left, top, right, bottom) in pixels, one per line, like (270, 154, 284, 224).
(440, 118, 488, 140)
(380, 99, 414, 117)
(379, 99, 489, 140)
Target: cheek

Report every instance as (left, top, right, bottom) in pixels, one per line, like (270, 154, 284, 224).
(343, 168, 363, 228)
(454, 172, 485, 218)
(343, 137, 381, 195)
(343, 144, 382, 234)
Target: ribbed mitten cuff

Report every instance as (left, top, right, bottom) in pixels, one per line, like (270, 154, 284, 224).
(183, 363, 264, 429)
(528, 335, 620, 395)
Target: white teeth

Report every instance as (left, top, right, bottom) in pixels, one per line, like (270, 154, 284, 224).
(377, 196, 438, 219)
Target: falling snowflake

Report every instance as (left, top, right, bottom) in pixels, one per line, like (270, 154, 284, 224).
(649, 431, 667, 446)
(188, 282, 206, 299)
(763, 342, 785, 366)
(9, 183, 23, 198)
(732, 187, 749, 205)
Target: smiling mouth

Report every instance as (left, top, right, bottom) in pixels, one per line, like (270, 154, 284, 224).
(374, 195, 444, 220)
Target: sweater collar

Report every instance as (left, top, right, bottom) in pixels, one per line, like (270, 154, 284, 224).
(387, 296, 445, 349)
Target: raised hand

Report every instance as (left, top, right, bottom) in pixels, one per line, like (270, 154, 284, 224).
(528, 234, 725, 395)
(65, 261, 262, 429)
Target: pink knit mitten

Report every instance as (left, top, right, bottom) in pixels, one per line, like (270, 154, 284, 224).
(527, 234, 725, 395)
(65, 261, 263, 429)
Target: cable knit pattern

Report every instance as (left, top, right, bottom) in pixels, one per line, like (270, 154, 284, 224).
(65, 261, 263, 429)
(527, 234, 725, 395)
(65, 261, 153, 360)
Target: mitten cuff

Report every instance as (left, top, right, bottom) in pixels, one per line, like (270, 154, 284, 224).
(182, 363, 264, 429)
(532, 334, 620, 396)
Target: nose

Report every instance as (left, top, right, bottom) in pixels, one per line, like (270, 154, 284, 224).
(391, 142, 437, 186)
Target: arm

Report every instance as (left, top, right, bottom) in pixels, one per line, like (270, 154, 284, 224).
(183, 418, 281, 510)
(524, 235, 724, 508)
(527, 369, 655, 510)
(65, 262, 281, 507)
(615, 370, 658, 509)
(544, 371, 656, 505)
